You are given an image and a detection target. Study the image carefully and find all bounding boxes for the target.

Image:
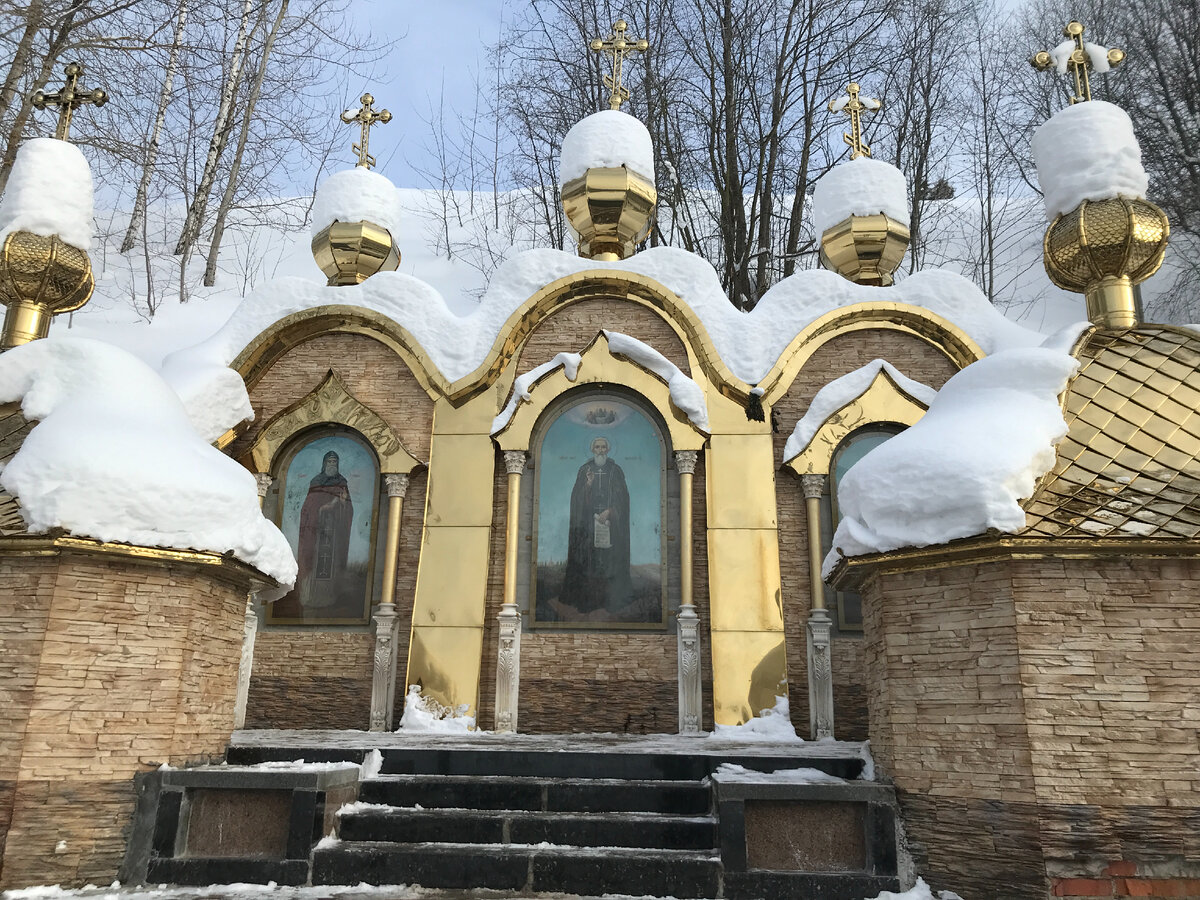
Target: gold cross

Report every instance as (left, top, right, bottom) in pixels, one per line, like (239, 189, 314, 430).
(1031, 21, 1125, 105)
(589, 20, 649, 111)
(340, 93, 392, 170)
(32, 62, 107, 142)
(829, 83, 881, 159)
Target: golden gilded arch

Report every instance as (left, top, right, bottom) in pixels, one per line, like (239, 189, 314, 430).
(783, 366, 932, 476)
(243, 370, 422, 475)
(492, 332, 708, 453)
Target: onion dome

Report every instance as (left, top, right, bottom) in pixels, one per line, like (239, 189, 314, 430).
(310, 167, 402, 286)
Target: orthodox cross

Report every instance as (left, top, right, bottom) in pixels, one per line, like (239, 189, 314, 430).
(1031, 21, 1125, 105)
(589, 19, 649, 111)
(828, 83, 881, 159)
(32, 62, 107, 142)
(340, 93, 392, 169)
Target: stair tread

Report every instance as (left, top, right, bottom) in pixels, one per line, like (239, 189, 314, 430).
(367, 773, 709, 786)
(340, 803, 715, 823)
(318, 839, 721, 860)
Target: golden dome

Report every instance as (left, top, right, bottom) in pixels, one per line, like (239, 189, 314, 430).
(310, 220, 400, 286)
(0, 230, 95, 349)
(1021, 325, 1200, 540)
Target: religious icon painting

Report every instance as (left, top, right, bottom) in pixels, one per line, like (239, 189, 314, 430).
(532, 394, 668, 629)
(267, 430, 380, 625)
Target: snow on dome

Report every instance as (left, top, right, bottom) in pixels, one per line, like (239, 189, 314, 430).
(811, 156, 909, 237)
(1031, 100, 1148, 220)
(822, 345, 1079, 576)
(0, 337, 296, 592)
(311, 166, 403, 239)
(559, 109, 655, 186)
(163, 248, 1045, 442)
(0, 137, 94, 250)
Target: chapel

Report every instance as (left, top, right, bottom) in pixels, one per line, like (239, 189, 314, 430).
(0, 18, 1196, 900)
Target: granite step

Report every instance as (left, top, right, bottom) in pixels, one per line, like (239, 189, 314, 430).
(359, 773, 712, 814)
(311, 840, 724, 898)
(339, 804, 718, 850)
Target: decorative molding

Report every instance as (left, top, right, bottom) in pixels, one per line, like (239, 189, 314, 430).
(800, 473, 827, 500)
(369, 604, 401, 731)
(495, 603, 522, 733)
(254, 473, 274, 499)
(677, 605, 703, 733)
(675, 449, 699, 475)
(806, 607, 835, 740)
(384, 473, 410, 499)
(232, 594, 260, 730)
(503, 450, 528, 476)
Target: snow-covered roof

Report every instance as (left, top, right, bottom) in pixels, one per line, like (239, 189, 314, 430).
(311, 166, 403, 237)
(559, 109, 655, 185)
(0, 337, 296, 590)
(811, 156, 910, 235)
(163, 245, 1045, 442)
(0, 138, 94, 250)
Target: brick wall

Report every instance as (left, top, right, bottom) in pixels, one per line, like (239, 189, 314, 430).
(860, 554, 1200, 900)
(0, 550, 250, 889)
(775, 329, 959, 740)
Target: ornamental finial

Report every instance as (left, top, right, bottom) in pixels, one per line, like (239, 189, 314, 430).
(828, 82, 881, 159)
(32, 62, 107, 142)
(340, 93, 392, 169)
(589, 20, 649, 111)
(1031, 21, 1125, 104)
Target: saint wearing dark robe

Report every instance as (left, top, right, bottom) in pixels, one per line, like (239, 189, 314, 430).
(280, 450, 354, 616)
(559, 436, 633, 617)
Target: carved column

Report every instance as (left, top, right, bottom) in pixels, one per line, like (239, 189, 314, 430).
(235, 474, 275, 728)
(370, 473, 409, 732)
(802, 473, 834, 739)
(495, 451, 527, 733)
(675, 450, 703, 734)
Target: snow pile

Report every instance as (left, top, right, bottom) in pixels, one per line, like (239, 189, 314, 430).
(1031, 101, 1148, 220)
(823, 346, 1079, 574)
(605, 330, 709, 431)
(812, 156, 910, 236)
(0, 337, 296, 591)
(866, 877, 963, 900)
(0, 138, 94, 250)
(311, 167, 403, 238)
(492, 352, 582, 433)
(714, 763, 844, 784)
(710, 695, 803, 742)
(559, 109, 655, 185)
(784, 360, 936, 462)
(397, 684, 476, 733)
(1047, 38, 1116, 75)
(360, 748, 383, 779)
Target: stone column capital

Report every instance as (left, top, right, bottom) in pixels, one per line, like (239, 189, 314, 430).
(800, 473, 827, 499)
(503, 450, 528, 475)
(674, 450, 699, 475)
(254, 472, 274, 498)
(384, 473, 410, 498)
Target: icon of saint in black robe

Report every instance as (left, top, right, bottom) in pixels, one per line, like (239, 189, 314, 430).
(282, 450, 354, 615)
(560, 436, 633, 616)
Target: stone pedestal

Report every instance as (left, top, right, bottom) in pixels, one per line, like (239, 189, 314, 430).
(369, 604, 401, 732)
(806, 608, 835, 740)
(677, 605, 703, 733)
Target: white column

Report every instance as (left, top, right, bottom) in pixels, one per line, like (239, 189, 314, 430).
(495, 451, 527, 733)
(802, 473, 835, 740)
(234, 473, 275, 729)
(370, 474, 410, 732)
(675, 450, 703, 734)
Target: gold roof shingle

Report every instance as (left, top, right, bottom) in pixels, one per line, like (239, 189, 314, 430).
(1022, 325, 1200, 540)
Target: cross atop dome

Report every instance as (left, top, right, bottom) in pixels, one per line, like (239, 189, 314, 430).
(341, 92, 392, 169)
(828, 82, 881, 159)
(32, 62, 107, 142)
(1031, 20, 1125, 104)
(589, 19, 649, 111)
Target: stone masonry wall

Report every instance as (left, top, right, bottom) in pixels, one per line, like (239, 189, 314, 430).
(861, 555, 1200, 900)
(0, 550, 250, 889)
(774, 329, 959, 740)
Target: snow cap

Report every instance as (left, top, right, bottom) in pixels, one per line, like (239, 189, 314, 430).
(560, 109, 655, 186)
(1031, 100, 1148, 220)
(0, 138, 94, 250)
(311, 166, 403, 239)
(812, 156, 909, 236)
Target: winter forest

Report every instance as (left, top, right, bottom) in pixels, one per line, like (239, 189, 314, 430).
(4, 0, 1198, 327)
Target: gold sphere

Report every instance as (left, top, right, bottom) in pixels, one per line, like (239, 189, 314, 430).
(311, 220, 400, 286)
(819, 214, 911, 287)
(561, 167, 657, 261)
(0, 231, 94, 348)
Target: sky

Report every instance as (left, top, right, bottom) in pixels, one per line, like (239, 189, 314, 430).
(346, 1, 509, 188)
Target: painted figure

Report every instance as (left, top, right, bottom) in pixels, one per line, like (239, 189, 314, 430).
(560, 436, 633, 614)
(295, 450, 354, 609)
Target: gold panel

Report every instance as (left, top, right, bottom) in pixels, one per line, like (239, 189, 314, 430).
(706, 435, 778, 529)
(784, 368, 930, 474)
(706, 528, 785, 632)
(561, 167, 657, 260)
(819, 213, 911, 286)
(311, 220, 400, 286)
(405, 624, 484, 718)
(245, 370, 422, 474)
(423, 433, 497, 527)
(493, 332, 708, 452)
(410, 526, 492, 627)
(709, 630, 789, 727)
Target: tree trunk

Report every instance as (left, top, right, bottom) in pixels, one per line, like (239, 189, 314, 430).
(0, 1, 44, 128)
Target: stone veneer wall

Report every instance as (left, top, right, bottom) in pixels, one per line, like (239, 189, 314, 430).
(774, 329, 959, 740)
(861, 555, 1200, 900)
(0, 549, 251, 889)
